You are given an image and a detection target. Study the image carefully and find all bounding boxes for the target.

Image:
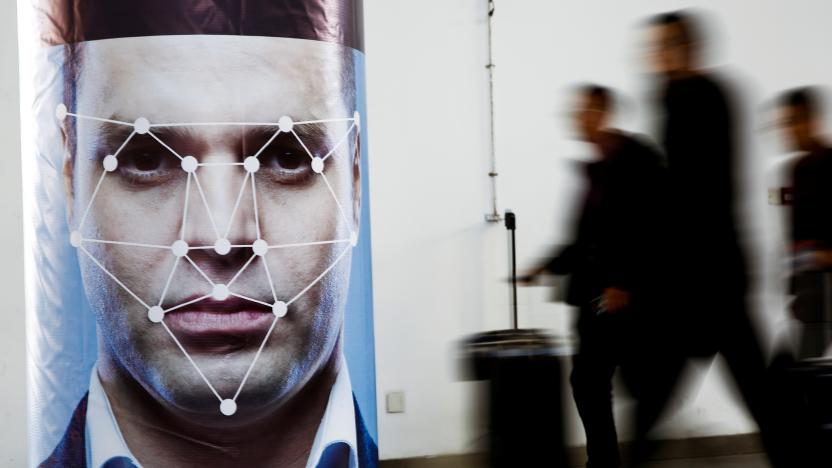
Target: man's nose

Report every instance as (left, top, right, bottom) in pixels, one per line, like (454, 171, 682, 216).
(181, 155, 260, 278)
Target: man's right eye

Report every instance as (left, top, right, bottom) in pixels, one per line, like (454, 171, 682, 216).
(117, 151, 178, 186)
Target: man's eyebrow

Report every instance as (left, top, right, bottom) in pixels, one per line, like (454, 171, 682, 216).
(94, 124, 136, 158)
(145, 126, 196, 143)
(93, 120, 329, 159)
(243, 123, 328, 156)
(291, 124, 327, 148)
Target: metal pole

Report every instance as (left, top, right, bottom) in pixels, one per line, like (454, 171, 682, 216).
(505, 210, 518, 329)
(485, 0, 501, 223)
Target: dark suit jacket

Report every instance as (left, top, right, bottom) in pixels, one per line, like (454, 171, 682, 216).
(792, 146, 832, 249)
(661, 73, 747, 293)
(40, 393, 378, 467)
(544, 132, 668, 308)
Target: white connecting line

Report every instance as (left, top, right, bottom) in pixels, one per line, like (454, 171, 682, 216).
(57, 103, 361, 416)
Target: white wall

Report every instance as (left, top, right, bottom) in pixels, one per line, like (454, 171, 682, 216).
(366, 0, 832, 461)
(364, 0, 508, 458)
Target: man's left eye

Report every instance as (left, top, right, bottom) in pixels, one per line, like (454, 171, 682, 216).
(259, 142, 316, 185)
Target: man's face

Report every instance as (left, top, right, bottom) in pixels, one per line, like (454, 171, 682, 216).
(777, 105, 813, 152)
(571, 93, 608, 142)
(646, 24, 691, 76)
(67, 36, 359, 417)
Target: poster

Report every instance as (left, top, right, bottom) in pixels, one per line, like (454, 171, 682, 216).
(21, 1, 377, 466)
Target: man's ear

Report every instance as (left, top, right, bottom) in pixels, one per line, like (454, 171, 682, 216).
(62, 127, 76, 227)
(351, 129, 361, 233)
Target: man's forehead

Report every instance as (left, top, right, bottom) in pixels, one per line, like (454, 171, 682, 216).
(76, 35, 351, 122)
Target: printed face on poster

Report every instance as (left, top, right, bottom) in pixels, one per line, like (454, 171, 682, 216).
(24, 2, 377, 467)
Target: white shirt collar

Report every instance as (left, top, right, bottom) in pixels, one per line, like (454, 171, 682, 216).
(85, 362, 357, 468)
(85, 369, 141, 468)
(306, 358, 358, 468)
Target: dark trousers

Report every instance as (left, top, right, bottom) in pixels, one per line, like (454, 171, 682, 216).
(628, 294, 791, 468)
(571, 306, 635, 468)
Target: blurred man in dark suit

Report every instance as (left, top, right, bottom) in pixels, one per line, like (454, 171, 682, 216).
(524, 84, 666, 468)
(633, 10, 787, 466)
(776, 87, 832, 359)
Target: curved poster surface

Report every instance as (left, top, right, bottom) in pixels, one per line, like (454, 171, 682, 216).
(21, 1, 377, 467)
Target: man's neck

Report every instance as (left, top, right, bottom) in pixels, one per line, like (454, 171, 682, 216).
(98, 347, 341, 468)
(591, 130, 621, 160)
(808, 136, 830, 153)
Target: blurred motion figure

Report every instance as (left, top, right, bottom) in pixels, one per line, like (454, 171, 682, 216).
(634, 10, 788, 466)
(775, 87, 832, 359)
(524, 84, 665, 468)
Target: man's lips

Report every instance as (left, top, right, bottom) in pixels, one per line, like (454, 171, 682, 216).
(162, 296, 276, 352)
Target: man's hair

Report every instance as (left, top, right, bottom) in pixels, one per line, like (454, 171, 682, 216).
(576, 83, 615, 113)
(780, 87, 822, 121)
(62, 43, 83, 162)
(647, 10, 701, 47)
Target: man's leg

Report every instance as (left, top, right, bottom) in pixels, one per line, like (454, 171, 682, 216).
(571, 310, 622, 468)
(718, 296, 792, 468)
(622, 307, 686, 466)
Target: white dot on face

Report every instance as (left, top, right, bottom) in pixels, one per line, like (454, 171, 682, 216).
(243, 156, 260, 173)
(55, 103, 68, 121)
(102, 155, 118, 172)
(252, 239, 268, 256)
(350, 231, 359, 247)
(180, 156, 198, 173)
(311, 157, 324, 174)
(134, 117, 150, 134)
(69, 231, 82, 248)
(214, 238, 231, 256)
(171, 240, 189, 257)
(278, 116, 294, 133)
(147, 306, 164, 323)
(353, 111, 361, 130)
(220, 399, 237, 416)
(272, 301, 288, 318)
(212, 284, 230, 301)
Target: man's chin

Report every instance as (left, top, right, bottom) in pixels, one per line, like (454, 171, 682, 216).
(146, 355, 300, 415)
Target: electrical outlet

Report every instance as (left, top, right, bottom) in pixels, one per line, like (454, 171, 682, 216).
(768, 188, 781, 205)
(386, 391, 405, 413)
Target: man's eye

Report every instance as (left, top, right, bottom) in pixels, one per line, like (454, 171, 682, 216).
(259, 144, 315, 185)
(132, 153, 164, 172)
(117, 152, 178, 186)
(265, 150, 305, 171)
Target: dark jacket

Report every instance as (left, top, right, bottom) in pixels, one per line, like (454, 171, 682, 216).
(545, 132, 668, 307)
(660, 73, 747, 293)
(792, 146, 832, 250)
(40, 393, 378, 468)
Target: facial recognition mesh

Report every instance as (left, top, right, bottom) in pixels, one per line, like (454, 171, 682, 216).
(59, 106, 362, 416)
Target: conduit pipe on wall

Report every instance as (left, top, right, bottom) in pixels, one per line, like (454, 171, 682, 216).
(484, 0, 502, 223)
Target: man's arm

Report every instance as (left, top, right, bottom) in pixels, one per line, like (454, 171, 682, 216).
(598, 139, 669, 308)
(518, 243, 580, 284)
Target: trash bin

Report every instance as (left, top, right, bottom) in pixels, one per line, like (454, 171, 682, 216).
(459, 329, 572, 467)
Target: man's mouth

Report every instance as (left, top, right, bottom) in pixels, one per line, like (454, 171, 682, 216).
(162, 296, 276, 353)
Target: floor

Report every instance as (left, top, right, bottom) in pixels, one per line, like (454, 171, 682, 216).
(634, 454, 769, 468)
(381, 453, 771, 468)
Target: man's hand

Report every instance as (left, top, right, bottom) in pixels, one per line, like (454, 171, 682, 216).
(516, 266, 546, 285)
(601, 287, 630, 313)
(820, 250, 832, 269)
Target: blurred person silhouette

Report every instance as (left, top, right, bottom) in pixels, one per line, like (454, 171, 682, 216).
(522, 84, 666, 468)
(763, 86, 832, 468)
(775, 87, 832, 359)
(633, 10, 789, 466)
